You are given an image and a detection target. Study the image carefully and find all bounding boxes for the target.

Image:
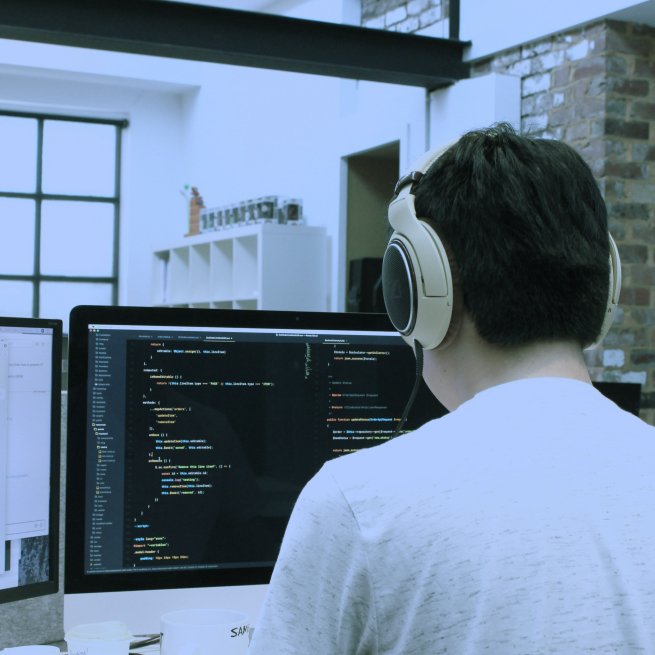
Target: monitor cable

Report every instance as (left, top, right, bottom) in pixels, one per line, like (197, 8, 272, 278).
(130, 635, 160, 650)
(392, 339, 424, 439)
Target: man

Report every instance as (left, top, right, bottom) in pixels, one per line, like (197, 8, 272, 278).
(247, 124, 655, 653)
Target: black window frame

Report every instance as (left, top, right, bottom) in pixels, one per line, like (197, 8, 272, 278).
(0, 110, 127, 324)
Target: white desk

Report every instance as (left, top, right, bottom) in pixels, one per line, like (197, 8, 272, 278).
(47, 629, 255, 653)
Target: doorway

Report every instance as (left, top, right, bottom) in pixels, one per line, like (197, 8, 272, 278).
(344, 141, 400, 309)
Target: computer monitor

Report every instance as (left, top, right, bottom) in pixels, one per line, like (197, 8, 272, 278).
(592, 382, 641, 417)
(65, 305, 446, 632)
(0, 316, 62, 604)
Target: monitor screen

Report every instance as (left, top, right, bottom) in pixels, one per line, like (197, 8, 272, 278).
(65, 306, 447, 594)
(0, 316, 62, 604)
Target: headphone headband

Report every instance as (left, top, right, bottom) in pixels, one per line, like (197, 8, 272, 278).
(394, 140, 459, 195)
(393, 171, 423, 196)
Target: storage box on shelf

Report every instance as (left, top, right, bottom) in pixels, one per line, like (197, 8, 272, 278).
(151, 223, 327, 311)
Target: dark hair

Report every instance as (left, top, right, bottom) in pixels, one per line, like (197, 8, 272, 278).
(412, 122, 610, 349)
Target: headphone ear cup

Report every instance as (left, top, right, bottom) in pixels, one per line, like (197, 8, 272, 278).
(386, 169, 454, 350)
(382, 240, 417, 335)
(382, 225, 454, 351)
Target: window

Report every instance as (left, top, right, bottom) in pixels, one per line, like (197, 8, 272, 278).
(0, 111, 125, 334)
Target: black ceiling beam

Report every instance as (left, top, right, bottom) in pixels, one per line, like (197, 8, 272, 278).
(0, 0, 470, 89)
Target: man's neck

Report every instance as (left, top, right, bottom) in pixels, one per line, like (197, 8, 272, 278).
(422, 316, 592, 412)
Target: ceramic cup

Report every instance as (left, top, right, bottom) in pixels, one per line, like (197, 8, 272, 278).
(160, 609, 250, 655)
(65, 621, 133, 655)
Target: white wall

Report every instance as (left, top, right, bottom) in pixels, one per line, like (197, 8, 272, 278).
(462, 0, 641, 61)
(0, 0, 428, 315)
(0, 42, 343, 311)
(0, 55, 191, 319)
(119, 90, 187, 308)
(335, 80, 427, 309)
(275, 0, 345, 21)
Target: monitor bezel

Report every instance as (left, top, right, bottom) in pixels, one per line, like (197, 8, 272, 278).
(0, 315, 62, 604)
(65, 304, 397, 595)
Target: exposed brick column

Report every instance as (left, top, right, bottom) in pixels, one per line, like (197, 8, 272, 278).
(601, 22, 655, 422)
(458, 21, 655, 425)
(361, 0, 444, 33)
(464, 21, 655, 425)
(361, 5, 655, 424)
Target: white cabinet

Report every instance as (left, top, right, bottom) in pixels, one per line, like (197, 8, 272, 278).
(151, 224, 327, 311)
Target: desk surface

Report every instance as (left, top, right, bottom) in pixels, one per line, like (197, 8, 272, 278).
(47, 629, 255, 652)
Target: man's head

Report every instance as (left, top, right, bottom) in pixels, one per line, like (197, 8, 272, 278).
(413, 122, 611, 351)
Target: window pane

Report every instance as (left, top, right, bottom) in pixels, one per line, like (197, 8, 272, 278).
(0, 116, 37, 193)
(40, 281, 113, 335)
(40, 201, 114, 277)
(0, 198, 35, 274)
(42, 121, 116, 197)
(0, 280, 33, 318)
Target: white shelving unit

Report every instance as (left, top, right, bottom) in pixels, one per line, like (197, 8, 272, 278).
(151, 224, 328, 311)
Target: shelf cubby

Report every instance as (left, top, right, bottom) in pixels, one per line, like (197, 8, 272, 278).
(210, 240, 233, 301)
(151, 224, 327, 312)
(233, 235, 258, 300)
(189, 243, 211, 302)
(152, 250, 170, 305)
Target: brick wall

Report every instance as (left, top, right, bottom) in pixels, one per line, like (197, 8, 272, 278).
(471, 21, 655, 425)
(362, 6, 655, 425)
(361, 0, 444, 33)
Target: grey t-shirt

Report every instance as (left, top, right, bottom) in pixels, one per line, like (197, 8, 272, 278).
(247, 377, 655, 654)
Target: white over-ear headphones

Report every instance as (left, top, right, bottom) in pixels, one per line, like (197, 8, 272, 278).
(381, 140, 622, 352)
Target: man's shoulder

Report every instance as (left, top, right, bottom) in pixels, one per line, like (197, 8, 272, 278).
(321, 385, 655, 495)
(321, 416, 448, 488)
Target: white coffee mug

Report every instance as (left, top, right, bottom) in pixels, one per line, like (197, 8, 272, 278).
(65, 622, 133, 655)
(160, 609, 250, 655)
